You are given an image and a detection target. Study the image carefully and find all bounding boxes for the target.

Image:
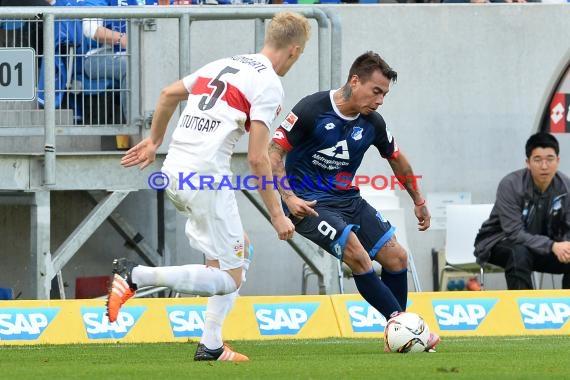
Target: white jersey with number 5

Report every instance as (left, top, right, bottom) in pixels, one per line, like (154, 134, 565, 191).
(163, 53, 283, 181)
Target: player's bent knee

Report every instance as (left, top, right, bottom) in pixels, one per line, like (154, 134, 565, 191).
(343, 250, 374, 274)
(226, 267, 243, 289)
(375, 246, 408, 271)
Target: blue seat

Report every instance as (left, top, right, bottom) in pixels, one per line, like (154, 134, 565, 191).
(0, 20, 25, 31)
(0, 287, 14, 300)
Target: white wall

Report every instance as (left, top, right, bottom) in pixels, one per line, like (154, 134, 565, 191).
(2, 4, 570, 298)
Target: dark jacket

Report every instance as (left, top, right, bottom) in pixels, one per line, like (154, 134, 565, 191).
(474, 168, 570, 265)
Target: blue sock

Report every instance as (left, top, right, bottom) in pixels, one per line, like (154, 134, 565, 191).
(353, 268, 402, 320)
(381, 268, 408, 310)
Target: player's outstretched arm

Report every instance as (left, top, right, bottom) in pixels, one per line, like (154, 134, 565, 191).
(121, 137, 160, 169)
(387, 151, 431, 231)
(249, 122, 295, 240)
(121, 80, 188, 170)
(268, 141, 318, 218)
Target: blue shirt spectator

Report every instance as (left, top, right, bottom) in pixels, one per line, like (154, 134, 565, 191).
(80, 0, 158, 122)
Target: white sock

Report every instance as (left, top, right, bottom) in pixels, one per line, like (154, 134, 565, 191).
(200, 290, 238, 349)
(200, 257, 250, 349)
(131, 264, 237, 296)
(241, 258, 251, 283)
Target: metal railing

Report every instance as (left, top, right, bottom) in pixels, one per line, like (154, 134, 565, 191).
(0, 6, 340, 188)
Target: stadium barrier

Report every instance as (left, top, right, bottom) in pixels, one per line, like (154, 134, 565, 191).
(2, 290, 570, 345)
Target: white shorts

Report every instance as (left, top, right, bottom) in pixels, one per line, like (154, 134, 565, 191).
(163, 169, 244, 271)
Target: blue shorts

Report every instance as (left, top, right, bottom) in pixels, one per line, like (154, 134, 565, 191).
(290, 197, 395, 261)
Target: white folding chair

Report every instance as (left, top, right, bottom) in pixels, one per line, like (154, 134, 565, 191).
(440, 204, 501, 290)
(358, 185, 400, 210)
(440, 203, 558, 290)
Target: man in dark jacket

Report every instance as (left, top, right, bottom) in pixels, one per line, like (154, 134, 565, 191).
(474, 132, 570, 289)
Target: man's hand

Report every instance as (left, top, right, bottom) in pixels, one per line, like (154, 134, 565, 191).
(120, 137, 159, 170)
(553, 241, 570, 263)
(414, 202, 431, 231)
(284, 195, 319, 219)
(271, 214, 295, 240)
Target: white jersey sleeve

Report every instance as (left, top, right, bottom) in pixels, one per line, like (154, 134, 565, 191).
(182, 72, 198, 94)
(163, 54, 284, 181)
(249, 73, 282, 129)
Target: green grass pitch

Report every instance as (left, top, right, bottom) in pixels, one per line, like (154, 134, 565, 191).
(2, 336, 569, 379)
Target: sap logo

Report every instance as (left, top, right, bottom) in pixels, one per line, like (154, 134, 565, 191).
(518, 298, 570, 330)
(166, 305, 207, 338)
(0, 307, 60, 341)
(345, 301, 413, 333)
(81, 306, 146, 340)
(433, 299, 497, 331)
(346, 301, 387, 333)
(254, 303, 319, 336)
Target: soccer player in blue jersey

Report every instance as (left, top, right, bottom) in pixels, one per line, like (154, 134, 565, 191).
(269, 51, 439, 352)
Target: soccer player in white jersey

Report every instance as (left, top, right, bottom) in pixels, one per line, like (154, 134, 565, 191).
(107, 12, 312, 361)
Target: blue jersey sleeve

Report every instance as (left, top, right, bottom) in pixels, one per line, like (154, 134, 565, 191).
(368, 113, 398, 159)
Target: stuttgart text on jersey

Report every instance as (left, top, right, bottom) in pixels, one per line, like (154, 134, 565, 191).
(178, 114, 221, 133)
(230, 55, 268, 73)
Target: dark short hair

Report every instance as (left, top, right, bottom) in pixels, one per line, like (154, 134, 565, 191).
(525, 132, 559, 158)
(346, 51, 397, 84)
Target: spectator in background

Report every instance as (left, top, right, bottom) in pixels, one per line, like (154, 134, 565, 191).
(79, 0, 159, 123)
(0, 0, 53, 56)
(475, 132, 570, 289)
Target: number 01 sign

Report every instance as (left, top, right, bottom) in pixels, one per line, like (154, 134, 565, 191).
(0, 48, 35, 101)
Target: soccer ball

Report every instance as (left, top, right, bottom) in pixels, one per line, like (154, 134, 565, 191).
(384, 312, 430, 353)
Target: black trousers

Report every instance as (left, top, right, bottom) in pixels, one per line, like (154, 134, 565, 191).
(488, 240, 570, 289)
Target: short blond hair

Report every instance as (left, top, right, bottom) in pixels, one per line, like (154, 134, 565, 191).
(265, 12, 311, 50)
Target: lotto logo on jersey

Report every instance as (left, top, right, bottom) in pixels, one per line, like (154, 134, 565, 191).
(273, 130, 285, 140)
(281, 112, 298, 132)
(518, 298, 570, 330)
(386, 127, 394, 142)
(166, 305, 207, 337)
(346, 300, 387, 332)
(432, 299, 497, 330)
(254, 302, 319, 335)
(81, 306, 146, 339)
(0, 307, 60, 340)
